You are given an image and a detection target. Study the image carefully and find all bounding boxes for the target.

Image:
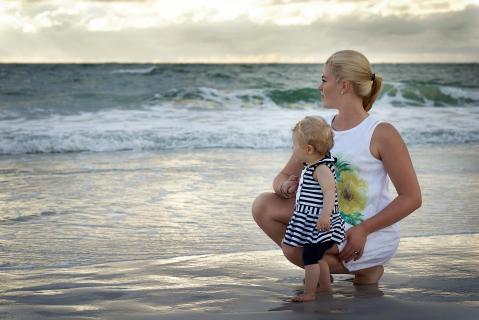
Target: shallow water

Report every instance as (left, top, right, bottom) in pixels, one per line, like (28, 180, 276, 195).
(1, 145, 478, 269)
(0, 145, 478, 318)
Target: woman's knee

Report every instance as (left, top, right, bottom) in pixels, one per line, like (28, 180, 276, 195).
(281, 242, 292, 255)
(281, 243, 303, 267)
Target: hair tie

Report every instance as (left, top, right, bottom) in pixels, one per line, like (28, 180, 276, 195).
(371, 73, 375, 81)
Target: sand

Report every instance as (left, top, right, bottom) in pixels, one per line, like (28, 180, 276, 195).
(1, 234, 478, 319)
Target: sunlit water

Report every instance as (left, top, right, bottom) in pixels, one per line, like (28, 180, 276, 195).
(0, 145, 478, 319)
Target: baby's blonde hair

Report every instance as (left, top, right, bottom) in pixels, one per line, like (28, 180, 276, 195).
(326, 50, 382, 111)
(292, 116, 334, 155)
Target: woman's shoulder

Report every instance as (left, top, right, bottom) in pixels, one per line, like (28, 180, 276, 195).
(371, 121, 406, 158)
(363, 114, 398, 136)
(373, 121, 400, 139)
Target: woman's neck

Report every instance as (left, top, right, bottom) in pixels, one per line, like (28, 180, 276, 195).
(332, 100, 369, 131)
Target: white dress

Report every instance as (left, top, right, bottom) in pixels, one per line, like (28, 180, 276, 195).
(326, 114, 400, 271)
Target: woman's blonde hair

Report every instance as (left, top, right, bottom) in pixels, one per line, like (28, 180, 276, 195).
(293, 116, 334, 155)
(326, 50, 382, 111)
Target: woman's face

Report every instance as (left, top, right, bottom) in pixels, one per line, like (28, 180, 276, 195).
(319, 65, 342, 109)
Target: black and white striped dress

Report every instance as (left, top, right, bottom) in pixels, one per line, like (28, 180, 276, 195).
(283, 154, 345, 247)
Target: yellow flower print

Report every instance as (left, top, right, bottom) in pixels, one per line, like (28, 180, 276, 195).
(335, 157, 368, 225)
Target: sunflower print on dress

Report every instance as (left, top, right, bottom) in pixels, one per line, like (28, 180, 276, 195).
(335, 156, 368, 226)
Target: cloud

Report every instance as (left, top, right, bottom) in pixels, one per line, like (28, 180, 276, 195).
(0, 2, 477, 62)
(5, 0, 478, 32)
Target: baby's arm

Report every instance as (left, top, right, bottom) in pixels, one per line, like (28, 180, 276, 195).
(314, 165, 336, 231)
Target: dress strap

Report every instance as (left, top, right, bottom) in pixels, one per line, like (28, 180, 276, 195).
(308, 153, 337, 170)
(318, 152, 337, 164)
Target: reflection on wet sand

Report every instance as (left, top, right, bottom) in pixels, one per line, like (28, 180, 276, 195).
(1, 146, 478, 319)
(1, 234, 478, 319)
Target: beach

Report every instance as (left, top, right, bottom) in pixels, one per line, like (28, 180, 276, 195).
(2, 234, 479, 320)
(1, 145, 478, 319)
(1, 63, 478, 319)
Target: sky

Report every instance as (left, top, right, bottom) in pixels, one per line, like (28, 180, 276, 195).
(0, 0, 478, 63)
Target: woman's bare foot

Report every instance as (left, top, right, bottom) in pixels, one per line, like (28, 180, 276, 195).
(353, 265, 384, 285)
(291, 294, 316, 302)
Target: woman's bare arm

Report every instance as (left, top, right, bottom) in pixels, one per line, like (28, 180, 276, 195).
(362, 122, 422, 233)
(273, 153, 303, 197)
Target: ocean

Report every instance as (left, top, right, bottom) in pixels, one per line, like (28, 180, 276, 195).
(0, 64, 478, 319)
(1, 64, 478, 154)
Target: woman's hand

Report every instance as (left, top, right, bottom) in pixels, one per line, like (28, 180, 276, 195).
(338, 224, 368, 263)
(279, 175, 299, 199)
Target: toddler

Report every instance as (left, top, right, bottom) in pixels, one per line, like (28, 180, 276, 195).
(282, 116, 345, 302)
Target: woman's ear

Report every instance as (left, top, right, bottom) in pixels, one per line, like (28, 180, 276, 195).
(342, 80, 351, 94)
(306, 145, 315, 154)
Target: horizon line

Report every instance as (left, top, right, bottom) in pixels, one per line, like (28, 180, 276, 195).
(1, 61, 478, 65)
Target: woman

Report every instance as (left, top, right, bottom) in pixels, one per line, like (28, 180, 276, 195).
(252, 50, 422, 285)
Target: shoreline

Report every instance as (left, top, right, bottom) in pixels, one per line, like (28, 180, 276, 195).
(1, 141, 479, 157)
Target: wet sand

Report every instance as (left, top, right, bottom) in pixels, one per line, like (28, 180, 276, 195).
(1, 234, 478, 319)
(1, 144, 478, 319)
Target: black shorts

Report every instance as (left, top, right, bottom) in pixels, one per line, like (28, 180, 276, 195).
(303, 241, 336, 266)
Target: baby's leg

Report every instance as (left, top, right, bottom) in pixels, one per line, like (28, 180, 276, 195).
(292, 264, 319, 302)
(318, 245, 339, 292)
(292, 245, 322, 302)
(318, 259, 332, 292)
(304, 263, 321, 298)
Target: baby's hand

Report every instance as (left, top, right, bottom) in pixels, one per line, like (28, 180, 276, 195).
(316, 215, 331, 232)
(279, 175, 299, 199)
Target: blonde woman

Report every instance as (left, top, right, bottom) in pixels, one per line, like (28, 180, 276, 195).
(253, 50, 421, 285)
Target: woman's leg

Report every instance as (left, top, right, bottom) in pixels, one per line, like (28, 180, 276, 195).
(353, 266, 384, 285)
(281, 243, 303, 268)
(252, 192, 303, 267)
(323, 254, 384, 284)
(252, 192, 383, 284)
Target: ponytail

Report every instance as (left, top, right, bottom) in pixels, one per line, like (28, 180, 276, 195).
(362, 75, 383, 112)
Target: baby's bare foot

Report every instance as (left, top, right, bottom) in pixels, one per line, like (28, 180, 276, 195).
(317, 279, 333, 293)
(302, 275, 334, 286)
(291, 294, 316, 302)
(318, 287, 333, 294)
